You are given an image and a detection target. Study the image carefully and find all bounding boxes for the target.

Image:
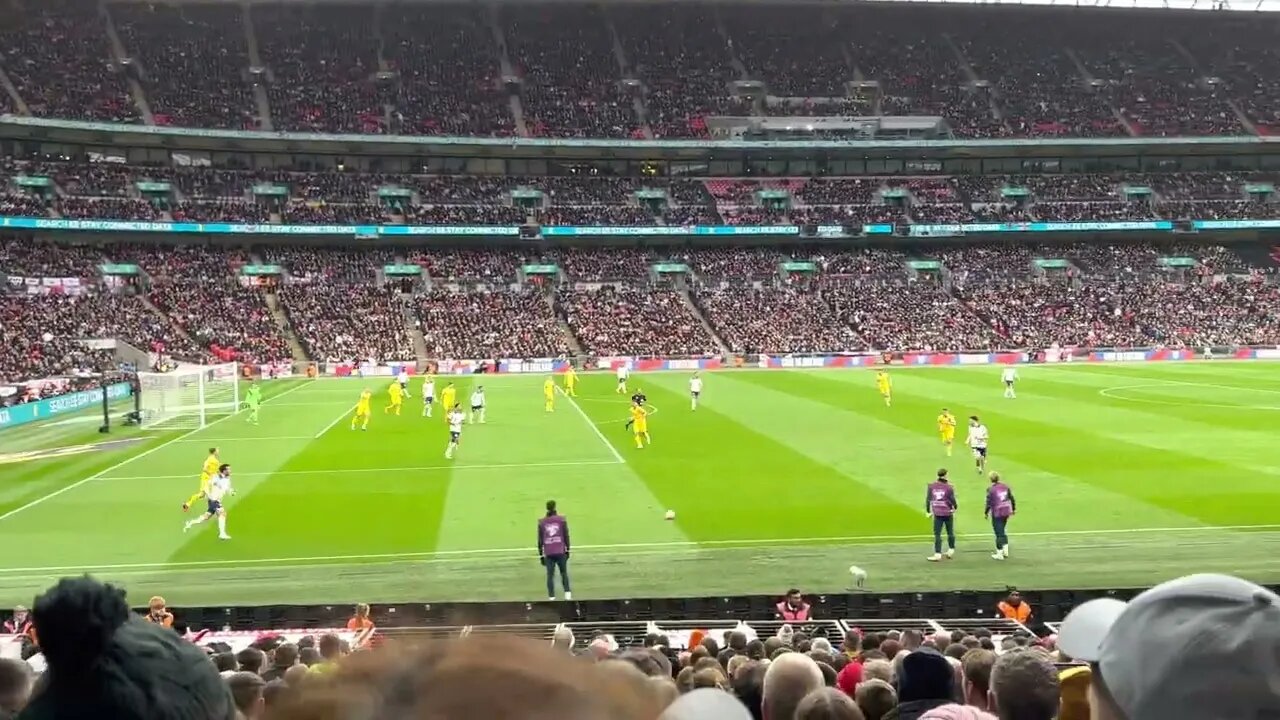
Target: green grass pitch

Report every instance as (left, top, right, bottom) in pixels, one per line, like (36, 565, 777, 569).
(2, 362, 1280, 607)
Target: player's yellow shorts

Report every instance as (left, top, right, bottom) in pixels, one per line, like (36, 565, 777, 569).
(941, 432, 955, 443)
(878, 387, 890, 396)
(355, 405, 371, 417)
(633, 422, 648, 434)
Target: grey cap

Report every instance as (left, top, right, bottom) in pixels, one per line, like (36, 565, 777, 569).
(1058, 573, 1280, 719)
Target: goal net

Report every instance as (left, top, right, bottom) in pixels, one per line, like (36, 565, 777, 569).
(136, 363, 240, 429)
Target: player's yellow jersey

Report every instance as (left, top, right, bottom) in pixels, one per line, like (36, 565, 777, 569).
(441, 386, 456, 407)
(629, 404, 648, 432)
(199, 454, 219, 490)
(544, 379, 555, 397)
(937, 413, 956, 435)
(876, 372, 891, 393)
(565, 368, 577, 384)
(389, 381, 403, 399)
(356, 389, 373, 412)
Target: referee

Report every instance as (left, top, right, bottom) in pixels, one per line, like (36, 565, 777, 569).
(538, 500, 572, 601)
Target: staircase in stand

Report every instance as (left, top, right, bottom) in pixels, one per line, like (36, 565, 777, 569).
(400, 295, 430, 365)
(679, 287, 732, 356)
(264, 291, 310, 362)
(547, 293, 585, 357)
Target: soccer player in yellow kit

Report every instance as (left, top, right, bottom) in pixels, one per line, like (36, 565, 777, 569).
(544, 377, 556, 412)
(563, 365, 578, 397)
(385, 380, 404, 415)
(440, 383, 457, 421)
(351, 388, 372, 431)
(630, 402, 650, 449)
(938, 407, 957, 456)
(876, 370, 892, 407)
(182, 447, 220, 512)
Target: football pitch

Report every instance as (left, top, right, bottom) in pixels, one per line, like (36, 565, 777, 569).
(2, 362, 1280, 607)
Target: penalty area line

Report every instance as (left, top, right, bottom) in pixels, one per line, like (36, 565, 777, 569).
(102, 459, 623, 481)
(557, 385, 626, 464)
(3, 523, 1278, 576)
(314, 404, 358, 438)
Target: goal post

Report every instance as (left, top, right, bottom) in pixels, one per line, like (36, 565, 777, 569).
(135, 362, 240, 429)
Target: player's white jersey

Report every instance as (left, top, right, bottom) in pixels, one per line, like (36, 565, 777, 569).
(470, 390, 485, 408)
(423, 380, 435, 399)
(207, 473, 232, 502)
(448, 411, 465, 433)
(967, 424, 990, 449)
(616, 366, 629, 380)
(1001, 367, 1018, 384)
(397, 371, 409, 385)
(690, 377, 703, 394)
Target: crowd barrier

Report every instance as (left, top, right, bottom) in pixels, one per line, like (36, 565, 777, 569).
(0, 381, 132, 430)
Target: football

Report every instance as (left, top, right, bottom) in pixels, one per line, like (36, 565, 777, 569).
(849, 565, 867, 589)
(664, 510, 676, 521)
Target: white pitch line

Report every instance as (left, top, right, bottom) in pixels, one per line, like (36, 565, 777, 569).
(102, 459, 623, 482)
(314, 403, 358, 438)
(557, 385, 626, 464)
(0, 379, 317, 524)
(0, 523, 1276, 576)
(170, 436, 319, 442)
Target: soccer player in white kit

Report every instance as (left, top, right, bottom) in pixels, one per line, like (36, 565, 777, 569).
(469, 386, 486, 424)
(967, 416, 990, 474)
(689, 372, 703, 411)
(422, 377, 436, 417)
(615, 365, 629, 394)
(397, 369, 410, 396)
(445, 406, 465, 459)
(183, 464, 234, 540)
(1001, 366, 1018, 398)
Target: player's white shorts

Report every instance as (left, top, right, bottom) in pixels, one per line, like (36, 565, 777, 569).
(972, 446, 988, 459)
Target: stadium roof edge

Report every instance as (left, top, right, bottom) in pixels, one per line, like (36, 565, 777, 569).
(3, 115, 1275, 162)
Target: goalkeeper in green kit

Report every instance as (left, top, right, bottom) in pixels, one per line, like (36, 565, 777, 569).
(244, 382, 263, 424)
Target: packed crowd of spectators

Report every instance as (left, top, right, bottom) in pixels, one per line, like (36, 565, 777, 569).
(0, 0, 138, 123)
(7, 3, 1280, 138)
(384, 6, 515, 137)
(0, 291, 201, 383)
(826, 278, 1005, 352)
(407, 249, 525, 282)
(113, 3, 257, 129)
(1, 237, 102, 277)
(58, 197, 161, 221)
(257, 5, 389, 134)
(559, 285, 720, 356)
(696, 285, 866, 354)
(281, 284, 413, 362)
(504, 5, 640, 139)
(262, 247, 393, 284)
(149, 279, 290, 364)
(557, 248, 651, 281)
(417, 289, 569, 359)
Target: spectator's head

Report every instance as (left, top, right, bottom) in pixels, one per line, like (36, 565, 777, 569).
(861, 659, 892, 684)
(944, 643, 968, 662)
(318, 633, 342, 661)
(988, 649, 1059, 720)
(262, 679, 291, 710)
(784, 588, 805, 609)
(841, 629, 862, 656)
(271, 636, 658, 720)
(796, 686, 866, 720)
(960, 649, 997, 710)
(898, 647, 954, 704)
(854, 679, 897, 720)
(734, 662, 768, 720)
(25, 576, 235, 720)
(551, 624, 576, 651)
(763, 652, 824, 720)
(298, 647, 321, 667)
(1059, 573, 1280, 720)
(226, 671, 266, 719)
(879, 639, 902, 660)
(284, 663, 310, 687)
(273, 642, 299, 669)
(729, 631, 749, 652)
(0, 658, 32, 717)
(901, 629, 923, 651)
(237, 647, 266, 675)
(352, 602, 370, 620)
(213, 651, 238, 673)
(746, 639, 767, 660)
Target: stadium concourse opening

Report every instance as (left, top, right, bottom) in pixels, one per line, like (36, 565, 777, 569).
(4, 0, 1280, 715)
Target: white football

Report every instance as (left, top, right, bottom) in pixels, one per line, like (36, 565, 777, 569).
(664, 510, 676, 521)
(849, 565, 867, 589)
